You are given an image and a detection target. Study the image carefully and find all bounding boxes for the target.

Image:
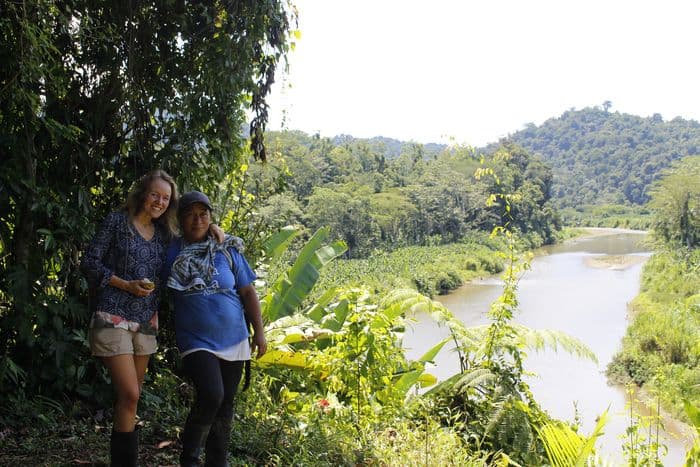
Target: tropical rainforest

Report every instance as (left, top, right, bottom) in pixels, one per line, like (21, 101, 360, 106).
(502, 106, 700, 229)
(505, 106, 700, 207)
(2, 1, 700, 466)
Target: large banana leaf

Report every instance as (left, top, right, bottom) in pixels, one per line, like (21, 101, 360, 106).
(262, 225, 300, 259)
(256, 349, 310, 370)
(262, 227, 347, 322)
(306, 287, 341, 323)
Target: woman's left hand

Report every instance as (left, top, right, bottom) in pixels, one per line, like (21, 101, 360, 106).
(251, 333, 267, 358)
(209, 223, 225, 243)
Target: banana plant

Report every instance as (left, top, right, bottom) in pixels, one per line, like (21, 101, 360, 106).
(255, 227, 448, 396)
(261, 226, 347, 323)
(257, 226, 345, 369)
(393, 338, 449, 394)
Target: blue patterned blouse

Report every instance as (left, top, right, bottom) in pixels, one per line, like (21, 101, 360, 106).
(81, 211, 167, 333)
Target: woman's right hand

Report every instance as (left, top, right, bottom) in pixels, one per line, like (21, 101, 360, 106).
(108, 275, 155, 297)
(126, 279, 155, 297)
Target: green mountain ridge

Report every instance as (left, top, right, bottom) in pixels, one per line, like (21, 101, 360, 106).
(496, 107, 700, 207)
(302, 107, 700, 209)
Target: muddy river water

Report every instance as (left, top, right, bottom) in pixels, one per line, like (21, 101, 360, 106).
(404, 230, 692, 465)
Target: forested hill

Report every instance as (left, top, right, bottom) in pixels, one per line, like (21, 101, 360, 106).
(259, 132, 558, 257)
(498, 107, 700, 208)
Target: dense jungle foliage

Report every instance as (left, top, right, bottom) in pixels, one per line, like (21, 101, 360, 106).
(502, 106, 700, 208)
(1, 0, 295, 408)
(255, 132, 560, 258)
(0, 2, 590, 465)
(5, 2, 700, 465)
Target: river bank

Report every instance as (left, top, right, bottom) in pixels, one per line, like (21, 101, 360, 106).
(557, 228, 696, 461)
(552, 228, 650, 270)
(607, 245, 700, 433)
(318, 228, 640, 301)
(405, 229, 691, 464)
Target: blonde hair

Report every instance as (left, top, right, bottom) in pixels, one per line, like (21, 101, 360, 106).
(124, 169, 179, 238)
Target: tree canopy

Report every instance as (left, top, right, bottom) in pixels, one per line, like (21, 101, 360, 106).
(501, 106, 700, 207)
(0, 0, 296, 398)
(648, 156, 700, 248)
(259, 132, 559, 258)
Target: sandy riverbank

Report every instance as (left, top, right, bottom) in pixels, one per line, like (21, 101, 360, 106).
(577, 227, 648, 236)
(566, 228, 649, 270)
(584, 254, 647, 270)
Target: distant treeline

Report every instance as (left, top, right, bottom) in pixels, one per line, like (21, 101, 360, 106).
(254, 106, 700, 242)
(252, 132, 559, 258)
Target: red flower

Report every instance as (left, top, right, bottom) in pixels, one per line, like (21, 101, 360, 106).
(317, 399, 330, 414)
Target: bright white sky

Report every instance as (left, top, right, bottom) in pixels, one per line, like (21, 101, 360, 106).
(266, 0, 700, 147)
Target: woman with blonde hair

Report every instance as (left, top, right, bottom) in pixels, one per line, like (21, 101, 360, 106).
(81, 170, 222, 466)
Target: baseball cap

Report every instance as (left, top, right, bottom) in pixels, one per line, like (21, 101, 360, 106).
(178, 191, 213, 214)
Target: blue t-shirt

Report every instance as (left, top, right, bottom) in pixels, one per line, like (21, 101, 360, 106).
(165, 241, 256, 354)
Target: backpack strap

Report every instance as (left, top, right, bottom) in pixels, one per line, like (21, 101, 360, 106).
(225, 245, 253, 392)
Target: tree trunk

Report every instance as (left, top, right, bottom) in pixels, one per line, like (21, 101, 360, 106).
(680, 193, 691, 248)
(12, 113, 38, 270)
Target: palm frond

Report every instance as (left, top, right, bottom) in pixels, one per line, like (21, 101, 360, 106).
(536, 408, 610, 467)
(537, 421, 584, 466)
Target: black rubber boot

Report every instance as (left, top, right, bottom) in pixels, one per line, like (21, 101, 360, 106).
(203, 416, 232, 467)
(180, 419, 211, 467)
(110, 428, 139, 467)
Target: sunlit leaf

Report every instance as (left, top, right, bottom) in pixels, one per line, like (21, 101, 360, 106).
(257, 349, 309, 369)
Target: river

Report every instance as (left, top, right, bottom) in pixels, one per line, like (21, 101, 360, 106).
(404, 229, 691, 465)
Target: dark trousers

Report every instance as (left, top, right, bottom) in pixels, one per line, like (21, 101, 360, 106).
(182, 351, 244, 426)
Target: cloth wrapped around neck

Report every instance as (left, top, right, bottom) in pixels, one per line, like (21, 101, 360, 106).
(167, 235, 244, 292)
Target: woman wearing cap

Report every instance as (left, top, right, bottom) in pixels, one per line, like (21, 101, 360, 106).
(81, 171, 224, 467)
(165, 191, 266, 467)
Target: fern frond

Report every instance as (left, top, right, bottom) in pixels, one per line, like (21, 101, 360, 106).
(454, 367, 497, 391)
(425, 367, 497, 396)
(512, 325, 598, 364)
